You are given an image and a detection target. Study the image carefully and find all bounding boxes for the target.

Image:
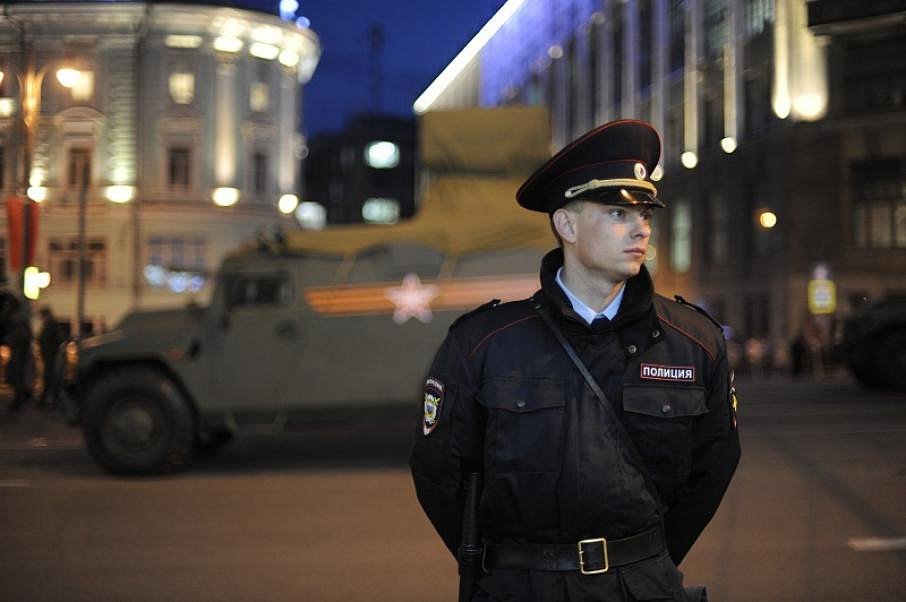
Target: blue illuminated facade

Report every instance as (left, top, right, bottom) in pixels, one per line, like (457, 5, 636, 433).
(419, 0, 906, 368)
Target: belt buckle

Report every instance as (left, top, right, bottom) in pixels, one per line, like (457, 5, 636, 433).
(577, 537, 609, 575)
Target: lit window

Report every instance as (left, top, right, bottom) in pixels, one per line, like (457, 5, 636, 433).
(165, 35, 203, 49)
(169, 72, 195, 104)
(71, 71, 94, 102)
(168, 147, 191, 188)
(670, 200, 692, 273)
(364, 141, 400, 169)
(68, 148, 92, 190)
(295, 201, 326, 229)
(250, 82, 269, 112)
(145, 235, 207, 293)
(252, 152, 268, 195)
(48, 237, 107, 285)
(362, 198, 400, 224)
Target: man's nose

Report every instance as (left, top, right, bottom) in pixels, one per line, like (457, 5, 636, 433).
(631, 216, 651, 238)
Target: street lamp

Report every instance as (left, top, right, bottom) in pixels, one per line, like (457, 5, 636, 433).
(0, 59, 81, 300)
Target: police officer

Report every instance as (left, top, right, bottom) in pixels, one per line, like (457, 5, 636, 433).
(410, 120, 740, 601)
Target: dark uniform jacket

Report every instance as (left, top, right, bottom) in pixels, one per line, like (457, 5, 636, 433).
(410, 249, 741, 601)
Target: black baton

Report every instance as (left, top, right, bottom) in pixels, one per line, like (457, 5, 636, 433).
(458, 472, 483, 602)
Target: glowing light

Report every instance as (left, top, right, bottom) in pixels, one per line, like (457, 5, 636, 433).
(414, 0, 527, 114)
(278, 49, 300, 68)
(720, 137, 737, 154)
(56, 68, 81, 88)
(295, 201, 326, 229)
(165, 35, 203, 49)
(252, 25, 282, 45)
(212, 187, 239, 207)
(362, 198, 400, 224)
(249, 43, 279, 60)
(758, 210, 778, 229)
(278, 193, 299, 214)
(792, 93, 826, 120)
(548, 45, 563, 59)
(280, 0, 299, 22)
(0, 69, 4, 86)
(680, 152, 698, 170)
(105, 185, 135, 204)
(0, 97, 14, 117)
(27, 186, 47, 202)
(295, 16, 311, 29)
(650, 165, 664, 182)
(213, 36, 243, 53)
(364, 141, 400, 169)
(23, 266, 51, 300)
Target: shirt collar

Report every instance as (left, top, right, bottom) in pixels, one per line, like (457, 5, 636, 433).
(555, 267, 625, 325)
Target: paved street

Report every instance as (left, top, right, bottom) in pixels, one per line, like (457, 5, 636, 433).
(1, 377, 904, 601)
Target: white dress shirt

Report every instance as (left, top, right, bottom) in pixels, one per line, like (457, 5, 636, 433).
(555, 267, 625, 325)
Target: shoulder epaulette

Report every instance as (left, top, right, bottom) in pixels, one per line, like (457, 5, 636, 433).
(673, 295, 724, 331)
(449, 299, 501, 332)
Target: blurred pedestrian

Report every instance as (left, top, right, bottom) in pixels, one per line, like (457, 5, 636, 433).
(37, 306, 64, 409)
(5, 306, 33, 412)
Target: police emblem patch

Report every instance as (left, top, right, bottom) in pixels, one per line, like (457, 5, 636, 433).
(729, 369, 739, 429)
(422, 377, 445, 436)
(640, 363, 695, 382)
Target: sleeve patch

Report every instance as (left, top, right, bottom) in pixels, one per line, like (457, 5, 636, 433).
(422, 377, 445, 436)
(729, 369, 739, 429)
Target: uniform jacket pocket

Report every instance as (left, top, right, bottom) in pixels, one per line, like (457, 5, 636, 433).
(621, 384, 708, 497)
(478, 376, 567, 472)
(623, 385, 707, 419)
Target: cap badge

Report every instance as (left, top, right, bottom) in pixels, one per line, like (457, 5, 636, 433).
(634, 163, 647, 180)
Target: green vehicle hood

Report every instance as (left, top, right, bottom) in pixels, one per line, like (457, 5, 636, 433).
(79, 307, 204, 364)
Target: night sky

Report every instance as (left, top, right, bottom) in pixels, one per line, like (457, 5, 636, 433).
(298, 0, 504, 136)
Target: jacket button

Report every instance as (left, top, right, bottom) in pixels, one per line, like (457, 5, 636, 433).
(627, 344, 638, 355)
(661, 404, 672, 414)
(515, 400, 526, 409)
(652, 329, 661, 338)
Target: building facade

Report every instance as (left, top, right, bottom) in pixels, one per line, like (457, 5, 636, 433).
(0, 1, 320, 332)
(303, 114, 416, 227)
(415, 0, 906, 364)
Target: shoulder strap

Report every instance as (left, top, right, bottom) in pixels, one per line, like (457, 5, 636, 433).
(532, 300, 667, 533)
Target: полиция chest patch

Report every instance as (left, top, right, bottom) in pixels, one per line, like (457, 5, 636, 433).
(640, 363, 696, 382)
(422, 377, 445, 436)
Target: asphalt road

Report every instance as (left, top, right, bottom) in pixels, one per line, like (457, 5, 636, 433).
(0, 376, 904, 601)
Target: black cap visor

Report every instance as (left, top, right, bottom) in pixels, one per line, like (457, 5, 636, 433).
(561, 187, 665, 210)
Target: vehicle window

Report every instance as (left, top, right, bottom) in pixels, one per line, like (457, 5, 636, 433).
(225, 274, 291, 309)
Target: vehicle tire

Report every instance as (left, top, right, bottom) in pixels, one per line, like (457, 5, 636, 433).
(877, 330, 906, 391)
(81, 367, 194, 475)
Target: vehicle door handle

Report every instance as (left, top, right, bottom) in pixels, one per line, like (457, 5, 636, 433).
(275, 319, 298, 341)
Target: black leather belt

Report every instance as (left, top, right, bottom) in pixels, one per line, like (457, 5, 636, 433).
(483, 526, 664, 575)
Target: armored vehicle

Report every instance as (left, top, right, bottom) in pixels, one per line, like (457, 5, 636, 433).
(70, 108, 554, 474)
(839, 297, 906, 391)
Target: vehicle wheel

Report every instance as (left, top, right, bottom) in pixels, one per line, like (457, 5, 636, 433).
(82, 367, 194, 475)
(877, 331, 906, 390)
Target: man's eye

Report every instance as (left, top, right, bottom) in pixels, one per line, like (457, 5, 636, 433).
(641, 211, 653, 221)
(610, 208, 625, 218)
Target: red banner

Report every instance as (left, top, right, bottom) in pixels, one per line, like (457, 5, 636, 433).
(4, 195, 39, 270)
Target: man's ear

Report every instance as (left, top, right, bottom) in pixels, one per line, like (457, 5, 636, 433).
(552, 208, 578, 244)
